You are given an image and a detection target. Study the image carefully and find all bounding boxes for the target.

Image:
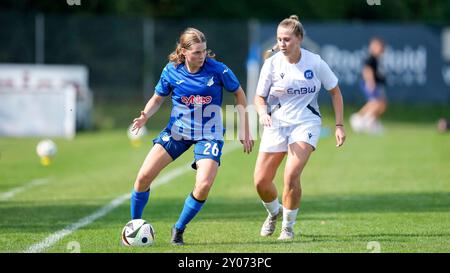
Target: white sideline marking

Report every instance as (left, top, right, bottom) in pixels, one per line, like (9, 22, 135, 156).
(24, 142, 241, 253)
(0, 178, 50, 201)
(25, 193, 130, 253)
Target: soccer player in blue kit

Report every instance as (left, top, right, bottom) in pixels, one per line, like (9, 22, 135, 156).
(129, 28, 253, 245)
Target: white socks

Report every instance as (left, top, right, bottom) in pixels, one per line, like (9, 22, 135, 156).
(262, 200, 299, 229)
(262, 199, 281, 217)
(282, 207, 299, 229)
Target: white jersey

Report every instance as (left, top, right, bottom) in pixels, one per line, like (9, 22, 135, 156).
(256, 48, 338, 127)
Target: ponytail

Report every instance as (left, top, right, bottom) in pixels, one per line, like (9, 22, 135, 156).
(263, 43, 278, 60)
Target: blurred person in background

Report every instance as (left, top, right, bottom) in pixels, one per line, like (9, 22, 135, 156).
(437, 118, 449, 133)
(350, 37, 387, 134)
(253, 15, 345, 240)
(129, 27, 253, 246)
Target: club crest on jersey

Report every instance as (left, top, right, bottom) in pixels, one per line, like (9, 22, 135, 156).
(181, 95, 212, 106)
(162, 134, 171, 142)
(207, 76, 214, 87)
(304, 70, 314, 80)
(280, 73, 285, 79)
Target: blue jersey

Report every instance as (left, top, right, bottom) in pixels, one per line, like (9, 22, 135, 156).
(155, 58, 240, 140)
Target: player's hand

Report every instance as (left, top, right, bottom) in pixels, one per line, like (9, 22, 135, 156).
(131, 111, 148, 135)
(239, 132, 254, 154)
(259, 114, 272, 127)
(335, 126, 346, 147)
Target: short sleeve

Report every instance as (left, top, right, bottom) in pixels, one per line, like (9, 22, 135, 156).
(155, 64, 172, 96)
(317, 58, 338, 91)
(218, 63, 240, 92)
(255, 60, 272, 97)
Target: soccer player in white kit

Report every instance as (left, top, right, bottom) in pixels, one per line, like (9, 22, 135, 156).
(253, 15, 346, 240)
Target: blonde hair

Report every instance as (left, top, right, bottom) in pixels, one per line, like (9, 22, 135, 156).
(264, 15, 304, 60)
(168, 27, 215, 66)
(279, 15, 304, 38)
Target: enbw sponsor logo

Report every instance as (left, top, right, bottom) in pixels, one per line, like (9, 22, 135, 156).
(286, 86, 316, 95)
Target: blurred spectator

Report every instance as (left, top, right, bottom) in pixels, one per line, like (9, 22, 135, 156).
(437, 118, 449, 133)
(350, 37, 387, 134)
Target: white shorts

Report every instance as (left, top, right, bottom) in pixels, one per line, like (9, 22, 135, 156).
(259, 123, 321, 153)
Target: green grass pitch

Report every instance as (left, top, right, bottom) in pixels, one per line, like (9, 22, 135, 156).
(0, 120, 449, 253)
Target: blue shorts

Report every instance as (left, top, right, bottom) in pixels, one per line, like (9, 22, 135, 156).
(153, 129, 224, 170)
(360, 80, 386, 101)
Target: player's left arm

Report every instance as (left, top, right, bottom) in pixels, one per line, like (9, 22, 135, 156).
(362, 65, 376, 93)
(233, 86, 254, 154)
(329, 85, 346, 147)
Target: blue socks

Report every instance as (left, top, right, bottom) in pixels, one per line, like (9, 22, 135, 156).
(175, 193, 206, 230)
(130, 190, 150, 219)
(131, 190, 205, 230)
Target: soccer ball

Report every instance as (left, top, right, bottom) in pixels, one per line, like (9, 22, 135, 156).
(36, 139, 57, 165)
(127, 124, 147, 140)
(36, 139, 57, 157)
(127, 124, 147, 147)
(121, 219, 155, 246)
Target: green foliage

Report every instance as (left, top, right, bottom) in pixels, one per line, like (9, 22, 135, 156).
(1, 0, 449, 22)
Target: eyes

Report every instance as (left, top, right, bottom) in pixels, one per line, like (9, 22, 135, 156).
(189, 49, 207, 56)
(277, 37, 291, 43)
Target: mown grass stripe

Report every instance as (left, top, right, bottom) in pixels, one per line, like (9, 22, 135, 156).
(0, 178, 50, 201)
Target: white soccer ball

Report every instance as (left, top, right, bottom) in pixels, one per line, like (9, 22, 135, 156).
(36, 139, 57, 158)
(127, 124, 147, 141)
(121, 219, 155, 246)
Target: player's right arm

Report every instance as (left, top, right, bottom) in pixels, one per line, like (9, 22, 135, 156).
(254, 59, 273, 127)
(132, 94, 166, 134)
(255, 95, 272, 127)
(133, 63, 171, 134)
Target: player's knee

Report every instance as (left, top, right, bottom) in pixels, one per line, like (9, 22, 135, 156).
(284, 170, 301, 185)
(195, 177, 214, 192)
(135, 173, 154, 189)
(254, 174, 271, 188)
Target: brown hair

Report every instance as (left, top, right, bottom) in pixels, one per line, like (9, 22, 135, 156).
(168, 27, 215, 66)
(264, 15, 304, 59)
